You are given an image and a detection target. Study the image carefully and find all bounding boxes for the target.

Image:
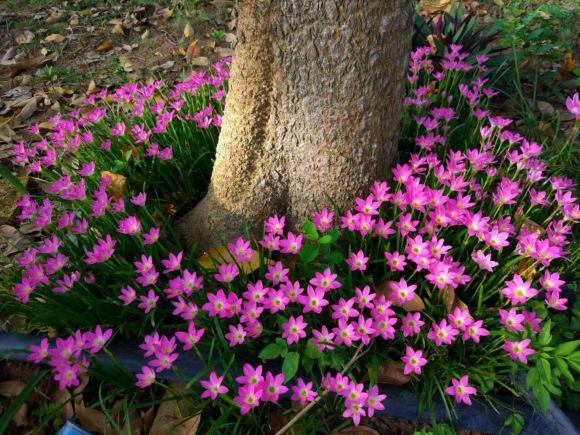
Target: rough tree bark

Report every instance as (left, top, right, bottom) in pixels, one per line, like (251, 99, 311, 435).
(177, 0, 413, 250)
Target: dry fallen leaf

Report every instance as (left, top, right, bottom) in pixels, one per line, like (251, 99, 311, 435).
(149, 384, 201, 435)
(101, 171, 127, 200)
(16, 30, 35, 45)
(96, 39, 114, 53)
(441, 286, 455, 312)
(420, 0, 452, 15)
(77, 402, 112, 434)
(86, 80, 98, 95)
(13, 403, 29, 427)
(376, 281, 425, 312)
(190, 56, 209, 66)
(216, 47, 233, 58)
(18, 97, 37, 120)
(183, 22, 193, 38)
(0, 380, 26, 397)
(8, 56, 48, 77)
(52, 388, 74, 420)
(374, 361, 412, 385)
(45, 33, 66, 43)
(185, 40, 201, 60)
(198, 245, 267, 274)
(111, 23, 125, 35)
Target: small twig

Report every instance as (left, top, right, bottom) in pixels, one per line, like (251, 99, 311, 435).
(275, 343, 370, 435)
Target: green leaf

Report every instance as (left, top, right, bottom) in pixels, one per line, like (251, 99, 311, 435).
(305, 342, 321, 360)
(275, 338, 288, 357)
(282, 352, 299, 382)
(324, 251, 344, 265)
(555, 359, 574, 383)
(302, 220, 319, 241)
(319, 230, 339, 245)
(555, 340, 580, 356)
(539, 320, 552, 346)
(0, 165, 26, 194)
(299, 244, 319, 264)
(537, 358, 551, 384)
(259, 343, 281, 360)
(533, 383, 550, 411)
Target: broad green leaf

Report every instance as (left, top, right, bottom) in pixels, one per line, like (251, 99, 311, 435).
(302, 220, 319, 241)
(259, 343, 281, 360)
(555, 340, 580, 356)
(538, 320, 552, 346)
(282, 352, 299, 382)
(299, 244, 319, 264)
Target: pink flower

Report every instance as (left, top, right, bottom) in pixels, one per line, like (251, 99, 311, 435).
(28, 338, 50, 363)
(175, 323, 205, 350)
(401, 346, 427, 375)
(201, 289, 229, 317)
(264, 214, 285, 235)
(346, 250, 369, 271)
(138, 290, 159, 313)
(228, 237, 255, 262)
(85, 325, 112, 354)
(234, 385, 262, 414)
(136, 366, 156, 388)
(539, 270, 565, 292)
(501, 274, 538, 304)
(161, 251, 183, 273)
(200, 371, 228, 400)
(281, 315, 307, 344)
(110, 121, 126, 136)
(130, 192, 147, 206)
(401, 312, 424, 337)
(313, 208, 334, 231)
(471, 250, 498, 272)
(84, 235, 116, 264)
(291, 378, 317, 406)
(366, 385, 386, 417)
(445, 375, 477, 405)
(447, 307, 473, 330)
(355, 286, 376, 309)
(265, 261, 289, 284)
(427, 319, 459, 346)
(499, 308, 525, 332)
(309, 268, 341, 290)
(142, 227, 160, 245)
(462, 320, 489, 343)
(333, 319, 356, 347)
(503, 339, 535, 364)
(235, 364, 264, 386)
(332, 298, 359, 320)
(279, 231, 303, 254)
(311, 326, 335, 351)
(298, 286, 329, 314)
(343, 399, 366, 426)
(389, 279, 417, 304)
(384, 251, 407, 272)
(118, 215, 142, 235)
(215, 263, 239, 283)
(565, 93, 580, 119)
(260, 371, 288, 403)
(225, 323, 246, 346)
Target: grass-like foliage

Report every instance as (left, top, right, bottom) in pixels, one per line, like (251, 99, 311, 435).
(1, 43, 579, 433)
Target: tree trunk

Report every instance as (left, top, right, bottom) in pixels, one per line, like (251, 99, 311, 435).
(177, 0, 413, 250)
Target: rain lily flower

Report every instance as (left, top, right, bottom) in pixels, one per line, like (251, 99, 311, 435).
(445, 375, 477, 405)
(402, 346, 428, 375)
(200, 372, 229, 400)
(291, 378, 317, 405)
(503, 339, 535, 364)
